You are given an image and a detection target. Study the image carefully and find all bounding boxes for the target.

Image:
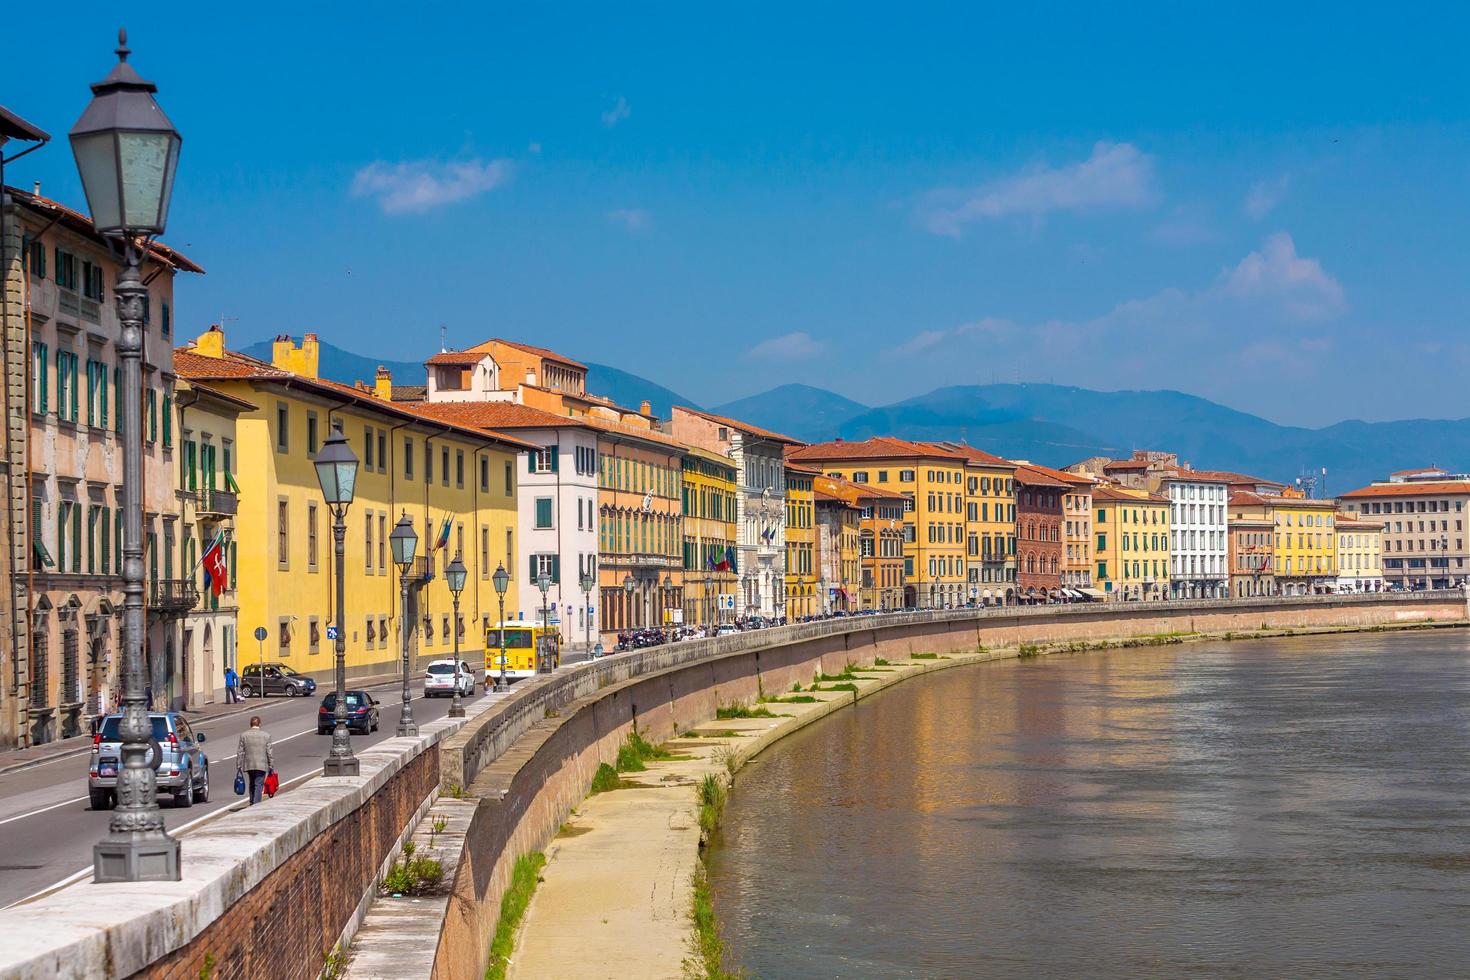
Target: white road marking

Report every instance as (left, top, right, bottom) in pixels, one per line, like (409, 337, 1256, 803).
(0, 794, 91, 827)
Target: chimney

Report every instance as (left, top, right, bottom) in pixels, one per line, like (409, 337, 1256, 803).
(524, 369, 536, 386)
(194, 323, 226, 359)
(33, 181, 40, 197)
(270, 333, 321, 378)
(640, 399, 652, 416)
(375, 365, 393, 400)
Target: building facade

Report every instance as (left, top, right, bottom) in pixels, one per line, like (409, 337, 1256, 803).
(681, 447, 738, 630)
(1269, 497, 1338, 595)
(176, 328, 526, 684)
(1060, 472, 1097, 595)
(1164, 474, 1229, 599)
(788, 438, 968, 608)
(1335, 517, 1384, 592)
(784, 464, 818, 619)
(814, 481, 861, 613)
(1013, 463, 1067, 600)
(1093, 485, 1170, 600)
(8, 187, 201, 745)
(173, 379, 253, 706)
(1227, 514, 1275, 598)
(941, 443, 1016, 601)
(670, 408, 801, 619)
(1337, 471, 1470, 590)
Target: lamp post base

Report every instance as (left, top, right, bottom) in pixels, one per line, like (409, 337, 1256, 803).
(397, 722, 419, 737)
(322, 755, 361, 777)
(448, 704, 465, 718)
(94, 833, 181, 883)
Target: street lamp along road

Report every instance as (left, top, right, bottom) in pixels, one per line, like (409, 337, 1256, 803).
(535, 573, 553, 674)
(314, 424, 360, 777)
(704, 574, 714, 632)
(662, 573, 676, 643)
(579, 568, 596, 656)
(445, 554, 468, 718)
(492, 562, 510, 692)
(76, 29, 183, 884)
(622, 573, 635, 636)
(390, 513, 419, 736)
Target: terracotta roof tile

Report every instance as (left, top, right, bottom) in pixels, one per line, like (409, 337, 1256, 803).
(1012, 462, 1071, 488)
(1094, 485, 1167, 503)
(475, 339, 587, 370)
(1339, 481, 1470, 498)
(674, 406, 803, 445)
(424, 350, 487, 367)
(787, 436, 960, 462)
(406, 400, 588, 431)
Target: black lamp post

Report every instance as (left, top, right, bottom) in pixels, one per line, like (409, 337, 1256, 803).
(76, 30, 183, 883)
(623, 572, 635, 635)
(662, 573, 676, 642)
(536, 572, 553, 673)
(492, 562, 509, 691)
(445, 553, 467, 718)
(390, 513, 419, 736)
(579, 568, 595, 655)
(704, 573, 714, 632)
(315, 424, 360, 776)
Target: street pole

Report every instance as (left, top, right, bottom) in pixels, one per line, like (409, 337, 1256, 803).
(315, 425, 360, 777)
(77, 31, 183, 883)
(449, 588, 464, 717)
(389, 514, 419, 737)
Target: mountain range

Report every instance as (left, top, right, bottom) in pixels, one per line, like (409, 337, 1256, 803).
(237, 339, 1458, 493)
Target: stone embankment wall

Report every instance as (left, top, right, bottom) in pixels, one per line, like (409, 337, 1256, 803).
(0, 592, 1459, 980)
(425, 591, 1466, 980)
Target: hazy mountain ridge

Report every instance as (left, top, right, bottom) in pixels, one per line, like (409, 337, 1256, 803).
(235, 340, 1458, 492)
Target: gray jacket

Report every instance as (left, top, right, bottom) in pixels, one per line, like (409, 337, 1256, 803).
(237, 727, 274, 773)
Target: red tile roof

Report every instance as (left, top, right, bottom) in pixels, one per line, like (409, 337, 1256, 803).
(1012, 462, 1071, 489)
(424, 350, 487, 367)
(1186, 469, 1286, 488)
(476, 339, 587, 370)
(1339, 481, 1470, 498)
(931, 442, 1014, 467)
(173, 347, 538, 452)
(787, 436, 961, 462)
(812, 474, 910, 505)
(1157, 469, 1233, 485)
(407, 400, 591, 431)
(674, 406, 803, 446)
(1391, 467, 1444, 477)
(1102, 459, 1150, 471)
(1094, 485, 1166, 503)
(6, 185, 204, 274)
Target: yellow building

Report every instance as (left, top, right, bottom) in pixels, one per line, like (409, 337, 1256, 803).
(175, 327, 528, 682)
(681, 447, 738, 629)
(937, 443, 1016, 602)
(1335, 516, 1385, 592)
(784, 463, 819, 619)
(813, 479, 863, 612)
(788, 438, 968, 608)
(1232, 492, 1338, 595)
(1092, 485, 1171, 600)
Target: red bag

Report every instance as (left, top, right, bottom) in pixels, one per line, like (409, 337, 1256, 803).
(264, 770, 279, 798)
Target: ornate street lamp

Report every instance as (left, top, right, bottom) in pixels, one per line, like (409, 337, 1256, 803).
(315, 423, 360, 777)
(579, 568, 596, 656)
(623, 572, 635, 632)
(491, 562, 510, 691)
(536, 572, 553, 673)
(662, 573, 676, 643)
(390, 513, 419, 736)
(704, 573, 714, 632)
(76, 30, 184, 883)
(445, 553, 468, 718)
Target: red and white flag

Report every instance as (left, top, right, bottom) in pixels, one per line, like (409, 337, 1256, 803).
(202, 533, 229, 597)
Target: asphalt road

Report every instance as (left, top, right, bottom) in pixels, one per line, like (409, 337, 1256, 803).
(0, 677, 506, 908)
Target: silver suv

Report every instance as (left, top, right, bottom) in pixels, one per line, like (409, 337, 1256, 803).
(88, 711, 210, 810)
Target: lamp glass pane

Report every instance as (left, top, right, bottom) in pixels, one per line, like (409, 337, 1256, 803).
(334, 460, 357, 504)
(493, 567, 509, 595)
(390, 526, 417, 566)
(156, 134, 180, 232)
(447, 562, 467, 593)
(119, 131, 170, 230)
(313, 456, 339, 503)
(72, 132, 122, 232)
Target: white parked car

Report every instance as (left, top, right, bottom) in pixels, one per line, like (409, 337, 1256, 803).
(424, 659, 475, 697)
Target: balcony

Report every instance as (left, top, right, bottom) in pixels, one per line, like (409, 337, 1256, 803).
(149, 578, 199, 616)
(401, 556, 433, 583)
(196, 489, 238, 519)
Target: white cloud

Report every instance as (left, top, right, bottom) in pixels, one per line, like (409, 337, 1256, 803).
(606, 208, 650, 232)
(351, 158, 512, 214)
(919, 141, 1158, 236)
(1244, 175, 1290, 220)
(1151, 205, 1216, 246)
(601, 96, 631, 128)
(748, 331, 827, 360)
(1216, 232, 1345, 319)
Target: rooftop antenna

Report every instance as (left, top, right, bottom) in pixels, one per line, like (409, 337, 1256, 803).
(439, 324, 447, 353)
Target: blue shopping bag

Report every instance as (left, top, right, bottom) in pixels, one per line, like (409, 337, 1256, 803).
(234, 769, 246, 796)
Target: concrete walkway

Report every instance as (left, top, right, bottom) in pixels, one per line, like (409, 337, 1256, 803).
(508, 650, 995, 980)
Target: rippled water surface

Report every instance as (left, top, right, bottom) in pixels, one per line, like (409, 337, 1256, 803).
(707, 630, 1470, 978)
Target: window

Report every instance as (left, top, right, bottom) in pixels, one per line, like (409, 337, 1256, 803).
(852, 471, 869, 483)
(505, 460, 514, 496)
(404, 437, 414, 479)
(161, 300, 171, 338)
(377, 431, 386, 473)
(32, 343, 47, 414)
(364, 426, 375, 469)
(534, 497, 554, 529)
(441, 447, 450, 487)
(307, 503, 319, 569)
(456, 450, 465, 488)
(365, 512, 374, 572)
(162, 394, 172, 448)
(480, 456, 489, 493)
(378, 513, 387, 573)
(145, 387, 156, 442)
(307, 412, 319, 457)
(276, 403, 289, 453)
(532, 446, 556, 473)
(26, 237, 45, 279)
(531, 552, 561, 583)
(55, 247, 78, 291)
(277, 499, 290, 567)
(56, 350, 80, 422)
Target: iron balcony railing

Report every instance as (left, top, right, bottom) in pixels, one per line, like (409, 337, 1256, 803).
(149, 578, 199, 615)
(196, 489, 238, 519)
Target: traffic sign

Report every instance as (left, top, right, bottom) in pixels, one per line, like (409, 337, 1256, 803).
(326, 625, 339, 641)
(717, 594, 737, 611)
(253, 626, 267, 642)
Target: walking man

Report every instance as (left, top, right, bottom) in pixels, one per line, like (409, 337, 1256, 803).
(237, 716, 274, 806)
(224, 665, 240, 703)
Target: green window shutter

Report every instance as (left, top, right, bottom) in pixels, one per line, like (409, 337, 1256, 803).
(85, 362, 94, 425)
(99, 367, 108, 428)
(72, 503, 81, 572)
(528, 451, 535, 473)
(87, 508, 96, 574)
(550, 450, 558, 473)
(116, 518, 123, 572)
(56, 504, 66, 571)
(551, 554, 561, 584)
(70, 355, 79, 422)
(529, 555, 537, 582)
(113, 367, 121, 433)
(54, 246, 62, 283)
(186, 441, 196, 491)
(101, 508, 110, 574)
(38, 345, 48, 413)
(162, 395, 172, 447)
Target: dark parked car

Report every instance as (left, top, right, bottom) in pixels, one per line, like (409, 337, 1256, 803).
(317, 690, 380, 735)
(240, 662, 317, 698)
(88, 711, 209, 810)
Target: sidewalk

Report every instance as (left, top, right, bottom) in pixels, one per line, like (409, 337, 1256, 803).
(0, 668, 408, 778)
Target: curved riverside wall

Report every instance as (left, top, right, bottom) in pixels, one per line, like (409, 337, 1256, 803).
(0, 592, 1460, 980)
(425, 590, 1468, 980)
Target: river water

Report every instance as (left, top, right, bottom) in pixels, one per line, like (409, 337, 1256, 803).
(707, 630, 1470, 978)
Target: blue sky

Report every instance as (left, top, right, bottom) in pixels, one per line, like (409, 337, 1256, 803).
(6, 3, 1469, 426)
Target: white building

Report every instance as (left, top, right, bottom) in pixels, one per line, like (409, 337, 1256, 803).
(1164, 474, 1230, 599)
(413, 397, 601, 652)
